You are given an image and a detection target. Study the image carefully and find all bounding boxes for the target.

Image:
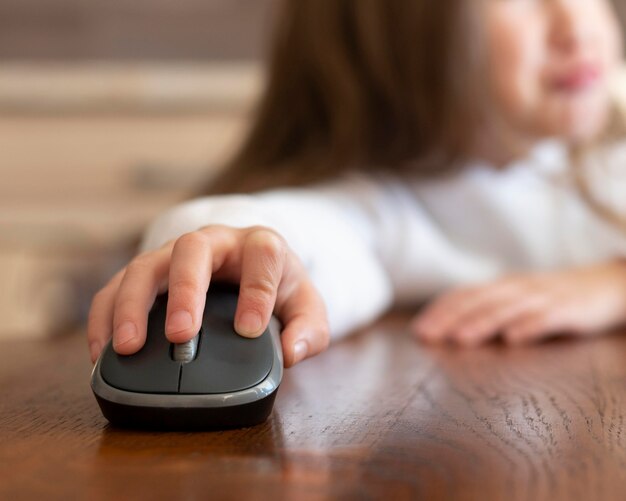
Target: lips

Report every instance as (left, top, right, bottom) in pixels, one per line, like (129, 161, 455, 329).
(551, 63, 603, 92)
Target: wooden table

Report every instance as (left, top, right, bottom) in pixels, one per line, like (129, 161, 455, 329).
(2, 310, 626, 500)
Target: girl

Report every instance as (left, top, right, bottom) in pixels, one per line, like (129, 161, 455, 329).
(88, 0, 626, 368)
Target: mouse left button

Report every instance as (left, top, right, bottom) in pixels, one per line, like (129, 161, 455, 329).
(99, 294, 182, 394)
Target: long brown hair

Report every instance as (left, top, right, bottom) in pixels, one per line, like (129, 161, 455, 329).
(199, 0, 626, 235)
(199, 0, 487, 196)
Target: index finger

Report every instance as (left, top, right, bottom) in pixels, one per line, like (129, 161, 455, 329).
(165, 226, 239, 343)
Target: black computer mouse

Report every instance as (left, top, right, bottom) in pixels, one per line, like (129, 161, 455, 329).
(91, 281, 283, 430)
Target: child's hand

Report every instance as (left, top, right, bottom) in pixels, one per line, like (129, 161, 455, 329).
(87, 225, 329, 367)
(411, 261, 626, 346)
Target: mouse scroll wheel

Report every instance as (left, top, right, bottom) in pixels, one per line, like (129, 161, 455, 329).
(172, 334, 200, 363)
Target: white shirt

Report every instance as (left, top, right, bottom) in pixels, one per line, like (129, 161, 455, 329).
(139, 140, 626, 341)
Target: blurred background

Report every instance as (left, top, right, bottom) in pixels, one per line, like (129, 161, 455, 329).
(0, 0, 625, 340)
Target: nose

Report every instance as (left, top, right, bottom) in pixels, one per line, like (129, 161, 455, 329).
(548, 0, 594, 54)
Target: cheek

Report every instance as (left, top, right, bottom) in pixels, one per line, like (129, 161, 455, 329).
(537, 87, 609, 140)
(487, 14, 547, 132)
(592, 0, 624, 71)
(535, 6, 622, 139)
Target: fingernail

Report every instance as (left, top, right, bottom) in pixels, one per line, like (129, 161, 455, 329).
(166, 310, 193, 334)
(89, 341, 100, 362)
(237, 311, 263, 336)
(293, 340, 308, 365)
(114, 321, 137, 348)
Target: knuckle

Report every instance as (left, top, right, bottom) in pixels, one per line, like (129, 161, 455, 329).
(112, 296, 137, 320)
(247, 227, 288, 256)
(462, 319, 482, 334)
(246, 236, 288, 281)
(175, 230, 210, 250)
(126, 254, 154, 275)
(168, 277, 201, 297)
(446, 300, 467, 318)
(243, 276, 277, 302)
(537, 312, 554, 329)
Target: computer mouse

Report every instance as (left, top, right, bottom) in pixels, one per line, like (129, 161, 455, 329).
(90, 281, 283, 430)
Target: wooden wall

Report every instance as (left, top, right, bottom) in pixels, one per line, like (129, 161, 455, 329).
(0, 0, 277, 61)
(0, 0, 623, 62)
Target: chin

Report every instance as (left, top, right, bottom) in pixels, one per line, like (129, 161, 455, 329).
(538, 92, 611, 143)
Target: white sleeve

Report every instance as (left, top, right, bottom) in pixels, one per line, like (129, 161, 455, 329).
(138, 171, 395, 341)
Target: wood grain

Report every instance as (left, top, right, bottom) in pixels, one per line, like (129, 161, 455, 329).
(1, 311, 626, 500)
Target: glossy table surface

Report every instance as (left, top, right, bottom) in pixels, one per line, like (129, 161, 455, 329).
(2, 310, 626, 500)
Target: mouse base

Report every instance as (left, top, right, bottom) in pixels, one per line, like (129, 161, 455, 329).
(94, 387, 279, 431)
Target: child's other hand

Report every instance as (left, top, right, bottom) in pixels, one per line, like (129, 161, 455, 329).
(87, 225, 329, 367)
(410, 261, 626, 346)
